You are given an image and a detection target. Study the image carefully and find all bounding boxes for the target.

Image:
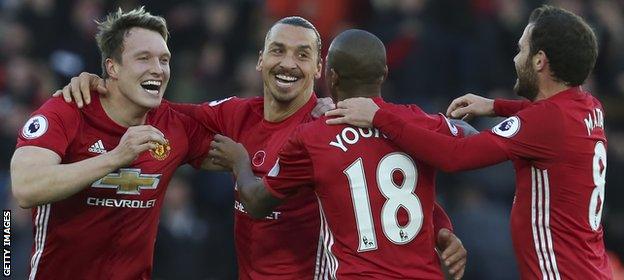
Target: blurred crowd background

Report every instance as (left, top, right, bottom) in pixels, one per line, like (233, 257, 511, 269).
(0, 0, 622, 279)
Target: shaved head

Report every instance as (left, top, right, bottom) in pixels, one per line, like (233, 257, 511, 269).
(326, 29, 387, 100)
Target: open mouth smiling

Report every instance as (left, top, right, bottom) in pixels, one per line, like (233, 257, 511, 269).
(141, 80, 162, 95)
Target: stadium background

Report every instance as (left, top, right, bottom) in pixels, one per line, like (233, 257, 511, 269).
(0, 0, 622, 279)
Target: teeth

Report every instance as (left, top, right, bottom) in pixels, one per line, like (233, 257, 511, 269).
(145, 89, 159, 95)
(275, 74, 297, 82)
(141, 80, 162, 86)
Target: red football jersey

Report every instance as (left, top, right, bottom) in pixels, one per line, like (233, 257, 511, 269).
(372, 87, 612, 279)
(171, 95, 322, 279)
(488, 87, 611, 279)
(16, 94, 212, 280)
(262, 97, 459, 279)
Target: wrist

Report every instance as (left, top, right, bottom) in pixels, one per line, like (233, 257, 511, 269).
(102, 149, 124, 169)
(371, 108, 385, 127)
(233, 157, 251, 177)
(368, 107, 380, 125)
(486, 99, 495, 116)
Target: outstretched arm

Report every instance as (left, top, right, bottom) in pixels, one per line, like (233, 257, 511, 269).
(493, 99, 532, 117)
(326, 98, 508, 172)
(209, 135, 281, 218)
(449, 119, 478, 137)
(167, 102, 209, 124)
(446, 93, 531, 119)
(374, 108, 508, 172)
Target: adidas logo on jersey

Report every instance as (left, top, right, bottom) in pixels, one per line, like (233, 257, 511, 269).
(88, 140, 107, 154)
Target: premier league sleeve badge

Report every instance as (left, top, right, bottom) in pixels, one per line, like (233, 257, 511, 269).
(21, 115, 49, 139)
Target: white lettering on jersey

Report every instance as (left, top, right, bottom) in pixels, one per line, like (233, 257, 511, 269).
(492, 116, 521, 138)
(329, 127, 387, 152)
(86, 197, 156, 208)
(234, 200, 282, 220)
(583, 108, 604, 136)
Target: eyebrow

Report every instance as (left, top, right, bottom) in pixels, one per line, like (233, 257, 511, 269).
(269, 42, 285, 49)
(297, 45, 312, 52)
(133, 50, 171, 58)
(269, 42, 313, 51)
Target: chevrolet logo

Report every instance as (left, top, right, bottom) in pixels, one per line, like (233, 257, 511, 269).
(92, 168, 161, 195)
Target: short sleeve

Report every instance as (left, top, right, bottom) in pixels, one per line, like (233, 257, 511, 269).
(177, 113, 215, 169)
(167, 96, 241, 135)
(16, 98, 80, 158)
(486, 101, 564, 161)
(263, 128, 315, 199)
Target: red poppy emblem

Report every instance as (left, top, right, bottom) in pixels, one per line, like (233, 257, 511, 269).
(252, 150, 266, 167)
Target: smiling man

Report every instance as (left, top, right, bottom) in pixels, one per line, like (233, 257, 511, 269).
(208, 29, 471, 280)
(10, 7, 215, 279)
(327, 5, 612, 279)
(55, 16, 467, 279)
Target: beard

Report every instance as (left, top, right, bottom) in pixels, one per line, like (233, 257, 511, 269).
(513, 60, 539, 101)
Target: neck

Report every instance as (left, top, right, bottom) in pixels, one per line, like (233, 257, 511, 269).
(263, 87, 312, 122)
(100, 81, 149, 127)
(336, 84, 381, 101)
(535, 77, 571, 101)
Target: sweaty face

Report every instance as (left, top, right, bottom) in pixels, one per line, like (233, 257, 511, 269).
(257, 24, 321, 103)
(112, 27, 171, 109)
(513, 25, 539, 101)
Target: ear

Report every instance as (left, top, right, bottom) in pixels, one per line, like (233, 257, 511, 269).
(382, 65, 388, 83)
(315, 57, 323, 79)
(105, 58, 118, 79)
(533, 50, 548, 72)
(256, 50, 263, 72)
(329, 68, 339, 88)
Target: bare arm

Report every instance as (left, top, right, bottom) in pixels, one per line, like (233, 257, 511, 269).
(232, 157, 282, 219)
(11, 125, 166, 208)
(209, 134, 281, 219)
(11, 147, 121, 208)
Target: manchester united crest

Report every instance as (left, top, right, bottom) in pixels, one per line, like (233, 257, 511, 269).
(150, 140, 171, 160)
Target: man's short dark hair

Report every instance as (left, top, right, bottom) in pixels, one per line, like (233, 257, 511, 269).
(528, 5, 598, 86)
(265, 16, 322, 62)
(96, 7, 169, 79)
(327, 29, 386, 86)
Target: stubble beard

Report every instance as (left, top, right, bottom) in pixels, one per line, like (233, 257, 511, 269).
(513, 61, 539, 101)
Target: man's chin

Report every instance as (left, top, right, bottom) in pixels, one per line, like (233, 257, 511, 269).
(515, 89, 537, 101)
(270, 88, 299, 102)
(513, 82, 537, 101)
(138, 98, 163, 109)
